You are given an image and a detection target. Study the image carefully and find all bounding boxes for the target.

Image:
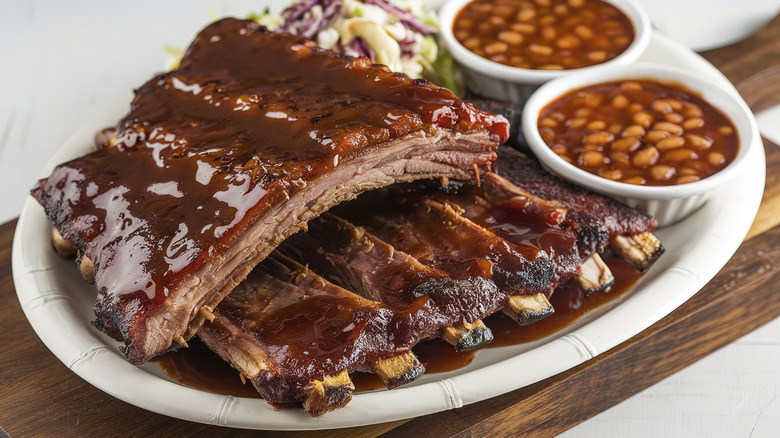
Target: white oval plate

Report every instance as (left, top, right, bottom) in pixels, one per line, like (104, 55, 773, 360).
(12, 31, 765, 430)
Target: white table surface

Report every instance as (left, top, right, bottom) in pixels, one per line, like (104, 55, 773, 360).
(3, 1, 779, 436)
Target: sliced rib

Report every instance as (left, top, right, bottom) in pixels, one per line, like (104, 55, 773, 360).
(197, 253, 430, 415)
(280, 213, 495, 351)
(332, 191, 558, 316)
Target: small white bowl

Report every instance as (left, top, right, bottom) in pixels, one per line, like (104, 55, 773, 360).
(438, 0, 652, 102)
(521, 63, 758, 227)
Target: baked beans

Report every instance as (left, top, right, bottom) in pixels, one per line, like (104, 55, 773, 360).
(453, 0, 634, 70)
(538, 80, 739, 186)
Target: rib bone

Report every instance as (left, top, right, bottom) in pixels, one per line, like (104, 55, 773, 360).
(373, 351, 426, 389)
(302, 370, 355, 417)
(442, 319, 494, 352)
(575, 253, 614, 295)
(76, 251, 95, 284)
(611, 232, 664, 272)
(198, 305, 216, 322)
(503, 293, 554, 326)
(51, 227, 77, 258)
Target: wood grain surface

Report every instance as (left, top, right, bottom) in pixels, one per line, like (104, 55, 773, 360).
(2, 14, 780, 438)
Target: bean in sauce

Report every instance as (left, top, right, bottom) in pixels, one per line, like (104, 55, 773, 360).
(538, 80, 739, 186)
(454, 0, 635, 70)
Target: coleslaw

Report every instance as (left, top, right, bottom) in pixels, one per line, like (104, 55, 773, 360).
(252, 0, 462, 93)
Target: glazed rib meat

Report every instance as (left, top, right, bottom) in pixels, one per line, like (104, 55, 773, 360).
(495, 146, 663, 268)
(279, 173, 596, 337)
(197, 252, 436, 416)
(277, 178, 575, 350)
(333, 191, 556, 299)
(30, 18, 509, 364)
(281, 213, 500, 352)
(198, 165, 664, 416)
(496, 146, 652, 250)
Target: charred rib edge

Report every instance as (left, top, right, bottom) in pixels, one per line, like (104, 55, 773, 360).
(611, 232, 664, 272)
(373, 351, 425, 389)
(442, 319, 494, 352)
(576, 253, 615, 295)
(314, 214, 492, 352)
(503, 293, 554, 326)
(303, 370, 355, 417)
(51, 227, 77, 257)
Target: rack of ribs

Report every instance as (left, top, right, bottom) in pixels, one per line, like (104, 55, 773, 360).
(197, 153, 663, 415)
(30, 18, 509, 364)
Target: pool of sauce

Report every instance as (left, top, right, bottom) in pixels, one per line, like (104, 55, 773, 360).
(156, 338, 261, 399)
(486, 255, 642, 346)
(157, 256, 642, 396)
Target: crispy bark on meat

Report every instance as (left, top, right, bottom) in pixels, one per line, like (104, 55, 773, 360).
(280, 213, 496, 351)
(30, 18, 509, 364)
(197, 253, 434, 416)
(281, 174, 588, 332)
(431, 175, 583, 291)
(332, 190, 557, 311)
(495, 146, 663, 260)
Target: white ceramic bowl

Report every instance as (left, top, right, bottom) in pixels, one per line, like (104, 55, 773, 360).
(521, 63, 758, 227)
(637, 0, 780, 51)
(438, 0, 652, 102)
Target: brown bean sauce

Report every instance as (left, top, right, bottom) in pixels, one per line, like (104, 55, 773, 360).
(454, 0, 634, 70)
(539, 79, 739, 185)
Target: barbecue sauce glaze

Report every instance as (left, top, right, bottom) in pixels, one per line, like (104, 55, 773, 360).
(31, 18, 508, 362)
(158, 174, 645, 397)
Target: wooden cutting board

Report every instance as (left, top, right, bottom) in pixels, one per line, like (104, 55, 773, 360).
(2, 14, 780, 438)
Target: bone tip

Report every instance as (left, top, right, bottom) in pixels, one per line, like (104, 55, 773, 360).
(504, 293, 555, 326)
(303, 370, 354, 417)
(381, 363, 425, 390)
(515, 306, 555, 326)
(583, 276, 615, 297)
(199, 305, 216, 322)
(76, 251, 95, 284)
(577, 254, 615, 296)
(635, 243, 665, 273)
(612, 232, 665, 272)
(443, 320, 494, 352)
(453, 325, 494, 352)
(374, 352, 426, 390)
